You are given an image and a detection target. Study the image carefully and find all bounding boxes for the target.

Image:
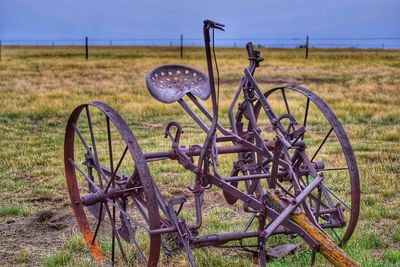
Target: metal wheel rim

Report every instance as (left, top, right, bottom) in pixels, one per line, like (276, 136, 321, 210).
(253, 85, 360, 245)
(64, 101, 161, 266)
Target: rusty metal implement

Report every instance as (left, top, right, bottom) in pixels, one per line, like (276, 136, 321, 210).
(64, 20, 361, 266)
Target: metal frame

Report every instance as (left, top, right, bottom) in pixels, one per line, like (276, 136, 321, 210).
(64, 20, 360, 267)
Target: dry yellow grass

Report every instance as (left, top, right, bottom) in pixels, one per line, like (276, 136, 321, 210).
(0, 46, 399, 266)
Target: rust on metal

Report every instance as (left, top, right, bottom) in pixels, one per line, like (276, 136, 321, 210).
(64, 19, 361, 267)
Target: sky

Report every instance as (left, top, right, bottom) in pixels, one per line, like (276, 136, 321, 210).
(0, 0, 399, 47)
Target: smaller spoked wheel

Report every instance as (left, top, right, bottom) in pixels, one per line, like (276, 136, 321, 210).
(64, 102, 161, 266)
(252, 85, 360, 246)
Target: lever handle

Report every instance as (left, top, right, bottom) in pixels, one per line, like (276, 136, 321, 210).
(204, 19, 225, 31)
(246, 42, 255, 58)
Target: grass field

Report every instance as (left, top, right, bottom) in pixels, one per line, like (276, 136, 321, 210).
(0, 46, 399, 266)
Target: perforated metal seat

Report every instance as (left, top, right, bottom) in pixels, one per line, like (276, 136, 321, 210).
(146, 64, 210, 104)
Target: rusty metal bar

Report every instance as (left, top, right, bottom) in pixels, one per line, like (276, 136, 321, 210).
(143, 144, 249, 161)
(178, 99, 209, 133)
(262, 175, 324, 239)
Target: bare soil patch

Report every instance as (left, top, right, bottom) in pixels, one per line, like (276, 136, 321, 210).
(0, 210, 77, 265)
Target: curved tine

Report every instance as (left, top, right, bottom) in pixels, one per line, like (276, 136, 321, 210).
(85, 106, 105, 189)
(103, 201, 128, 262)
(68, 158, 100, 191)
(109, 200, 149, 230)
(131, 196, 150, 224)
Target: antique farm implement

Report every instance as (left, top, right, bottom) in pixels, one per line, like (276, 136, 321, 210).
(64, 20, 361, 266)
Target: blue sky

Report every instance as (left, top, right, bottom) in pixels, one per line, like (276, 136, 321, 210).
(1, 0, 399, 46)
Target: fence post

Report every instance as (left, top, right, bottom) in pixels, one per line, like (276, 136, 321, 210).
(305, 35, 309, 59)
(180, 34, 183, 59)
(0, 40, 2, 61)
(85, 37, 89, 60)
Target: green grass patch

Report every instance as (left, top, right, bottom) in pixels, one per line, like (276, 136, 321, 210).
(385, 250, 400, 264)
(0, 204, 30, 217)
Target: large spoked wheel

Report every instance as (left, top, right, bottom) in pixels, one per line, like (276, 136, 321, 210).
(253, 85, 360, 245)
(64, 102, 161, 266)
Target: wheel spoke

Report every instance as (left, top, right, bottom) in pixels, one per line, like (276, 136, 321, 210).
(103, 202, 128, 262)
(91, 203, 104, 244)
(322, 184, 351, 209)
(322, 167, 349, 173)
(281, 88, 296, 133)
(311, 127, 333, 161)
(72, 123, 109, 185)
(320, 183, 336, 208)
(111, 202, 116, 264)
(106, 116, 114, 177)
(128, 228, 147, 265)
(243, 213, 257, 233)
(302, 98, 310, 140)
(85, 106, 105, 189)
(68, 158, 100, 191)
(250, 87, 360, 246)
(109, 200, 149, 230)
(276, 182, 295, 198)
(331, 228, 342, 244)
(66, 104, 162, 265)
(315, 186, 322, 222)
(115, 199, 150, 264)
(281, 88, 291, 115)
(72, 123, 91, 152)
(105, 146, 128, 192)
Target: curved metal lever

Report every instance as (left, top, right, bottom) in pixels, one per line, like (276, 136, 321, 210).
(164, 121, 183, 147)
(203, 19, 225, 31)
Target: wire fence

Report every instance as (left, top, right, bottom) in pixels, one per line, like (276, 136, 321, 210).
(0, 36, 399, 61)
(2, 36, 400, 48)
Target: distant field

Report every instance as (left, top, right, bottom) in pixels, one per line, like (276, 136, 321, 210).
(0, 46, 399, 266)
